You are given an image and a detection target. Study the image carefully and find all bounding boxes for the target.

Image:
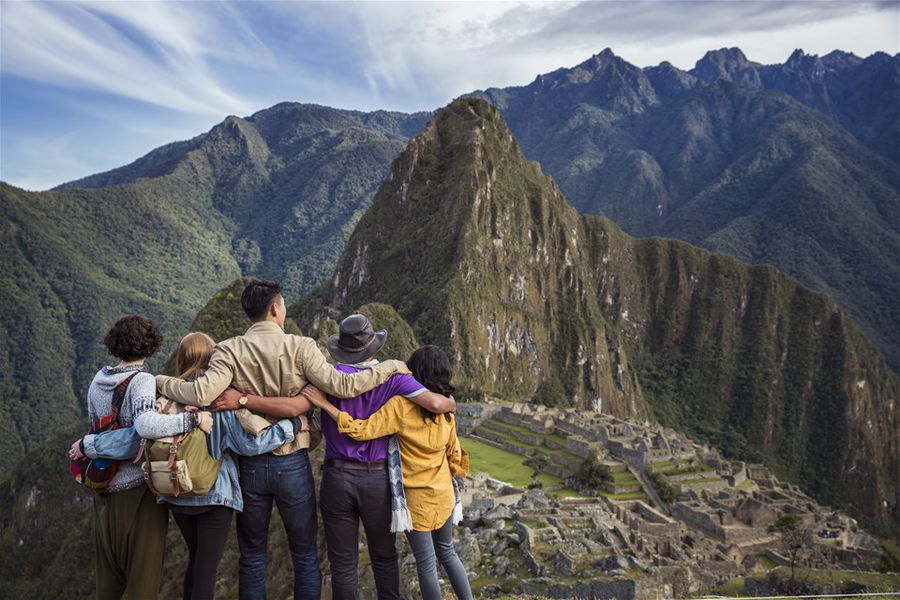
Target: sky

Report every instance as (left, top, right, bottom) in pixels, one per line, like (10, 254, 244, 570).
(1, 0, 898, 191)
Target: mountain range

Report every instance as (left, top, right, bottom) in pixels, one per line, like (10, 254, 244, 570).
(0, 106, 425, 467)
(469, 47, 900, 373)
(292, 98, 898, 531)
(40, 48, 900, 374)
(0, 48, 897, 528)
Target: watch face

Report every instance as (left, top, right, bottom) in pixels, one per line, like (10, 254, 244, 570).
(239, 395, 248, 406)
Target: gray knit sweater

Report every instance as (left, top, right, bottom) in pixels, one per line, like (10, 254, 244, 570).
(82, 364, 195, 493)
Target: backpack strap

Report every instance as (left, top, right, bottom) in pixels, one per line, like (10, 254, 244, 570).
(111, 371, 140, 425)
(168, 434, 184, 497)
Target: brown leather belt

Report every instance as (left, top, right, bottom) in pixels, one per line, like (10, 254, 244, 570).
(323, 458, 387, 471)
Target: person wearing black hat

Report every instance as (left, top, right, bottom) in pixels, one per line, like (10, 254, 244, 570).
(320, 313, 456, 600)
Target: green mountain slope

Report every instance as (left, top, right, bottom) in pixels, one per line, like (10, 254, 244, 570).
(0, 105, 427, 471)
(58, 104, 429, 297)
(1, 47, 897, 491)
(0, 180, 239, 470)
(293, 98, 899, 530)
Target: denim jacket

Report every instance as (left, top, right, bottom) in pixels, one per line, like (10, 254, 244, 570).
(84, 411, 295, 511)
(161, 410, 295, 511)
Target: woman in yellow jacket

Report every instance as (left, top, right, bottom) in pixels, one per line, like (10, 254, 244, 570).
(305, 345, 472, 600)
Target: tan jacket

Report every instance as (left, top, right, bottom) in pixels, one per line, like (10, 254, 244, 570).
(156, 321, 401, 454)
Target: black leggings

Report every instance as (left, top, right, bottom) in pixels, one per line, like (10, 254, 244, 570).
(171, 505, 234, 600)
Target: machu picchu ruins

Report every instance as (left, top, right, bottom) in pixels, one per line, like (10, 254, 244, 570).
(449, 402, 890, 598)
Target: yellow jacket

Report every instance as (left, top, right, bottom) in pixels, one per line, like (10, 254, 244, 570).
(337, 395, 469, 531)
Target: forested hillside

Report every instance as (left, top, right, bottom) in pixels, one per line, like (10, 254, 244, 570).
(0, 105, 426, 469)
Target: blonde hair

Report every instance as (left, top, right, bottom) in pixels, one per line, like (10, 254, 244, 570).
(175, 332, 215, 381)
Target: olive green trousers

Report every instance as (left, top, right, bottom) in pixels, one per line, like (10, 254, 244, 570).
(93, 485, 168, 600)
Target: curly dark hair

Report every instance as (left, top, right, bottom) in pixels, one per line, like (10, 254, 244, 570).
(103, 314, 163, 361)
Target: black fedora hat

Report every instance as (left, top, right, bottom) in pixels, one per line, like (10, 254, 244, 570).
(326, 314, 388, 364)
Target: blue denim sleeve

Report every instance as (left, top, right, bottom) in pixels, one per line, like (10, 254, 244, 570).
(82, 426, 143, 460)
(208, 411, 295, 459)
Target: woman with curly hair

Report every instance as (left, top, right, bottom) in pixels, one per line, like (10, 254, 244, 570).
(69, 314, 213, 600)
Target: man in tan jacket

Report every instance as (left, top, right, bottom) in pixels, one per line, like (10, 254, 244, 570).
(156, 279, 423, 600)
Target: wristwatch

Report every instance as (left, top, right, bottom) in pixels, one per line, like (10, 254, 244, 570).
(239, 392, 249, 407)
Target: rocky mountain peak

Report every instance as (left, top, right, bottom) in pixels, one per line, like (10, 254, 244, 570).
(297, 97, 646, 411)
(581, 47, 619, 69)
(644, 60, 699, 98)
(786, 48, 809, 64)
(692, 47, 763, 88)
(820, 49, 863, 70)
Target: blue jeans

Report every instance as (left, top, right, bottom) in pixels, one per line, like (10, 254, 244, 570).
(237, 451, 321, 600)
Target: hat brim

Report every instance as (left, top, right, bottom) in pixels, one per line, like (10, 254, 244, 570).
(326, 330, 388, 364)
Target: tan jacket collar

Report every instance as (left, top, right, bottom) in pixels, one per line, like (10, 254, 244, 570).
(245, 320, 284, 335)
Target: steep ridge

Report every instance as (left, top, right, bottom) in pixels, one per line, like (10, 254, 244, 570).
(693, 48, 900, 163)
(293, 98, 899, 530)
(468, 48, 900, 371)
(295, 98, 648, 417)
(58, 103, 430, 296)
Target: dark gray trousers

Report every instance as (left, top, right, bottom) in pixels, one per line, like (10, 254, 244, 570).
(319, 466, 401, 600)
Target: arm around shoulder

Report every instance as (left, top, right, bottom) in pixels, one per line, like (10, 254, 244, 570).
(336, 395, 407, 441)
(155, 347, 234, 406)
(132, 374, 197, 439)
(407, 390, 456, 414)
(299, 338, 400, 398)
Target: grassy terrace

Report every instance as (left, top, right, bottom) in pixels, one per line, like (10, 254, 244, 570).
(599, 490, 648, 501)
(463, 437, 534, 487)
(478, 421, 583, 465)
(461, 436, 584, 499)
(658, 465, 710, 476)
(676, 476, 722, 484)
(480, 421, 539, 446)
(736, 478, 757, 490)
(483, 418, 569, 446)
(648, 458, 695, 470)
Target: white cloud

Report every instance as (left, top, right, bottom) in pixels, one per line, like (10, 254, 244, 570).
(1, 1, 265, 116)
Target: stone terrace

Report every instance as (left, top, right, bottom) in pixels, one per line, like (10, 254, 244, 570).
(455, 402, 883, 597)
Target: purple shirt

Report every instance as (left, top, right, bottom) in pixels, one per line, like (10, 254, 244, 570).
(322, 360, 426, 462)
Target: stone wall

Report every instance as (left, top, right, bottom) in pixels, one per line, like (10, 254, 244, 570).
(455, 402, 502, 435)
(674, 479, 728, 495)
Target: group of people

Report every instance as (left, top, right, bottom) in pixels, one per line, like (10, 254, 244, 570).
(68, 279, 473, 600)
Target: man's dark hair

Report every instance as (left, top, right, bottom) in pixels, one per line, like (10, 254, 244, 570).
(104, 314, 163, 361)
(241, 279, 282, 321)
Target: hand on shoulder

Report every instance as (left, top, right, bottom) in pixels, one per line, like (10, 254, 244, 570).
(392, 360, 411, 375)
